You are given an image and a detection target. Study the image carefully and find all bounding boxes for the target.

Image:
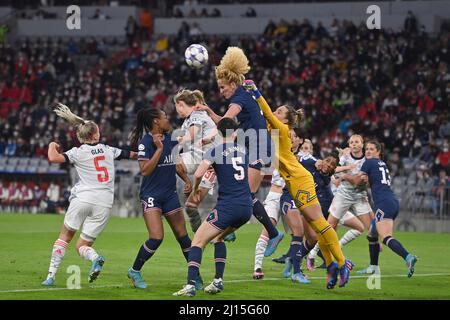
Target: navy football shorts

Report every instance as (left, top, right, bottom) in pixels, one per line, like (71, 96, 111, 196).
(140, 191, 181, 216)
(206, 203, 252, 231)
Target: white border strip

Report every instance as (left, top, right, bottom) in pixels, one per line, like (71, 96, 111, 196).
(0, 284, 123, 293)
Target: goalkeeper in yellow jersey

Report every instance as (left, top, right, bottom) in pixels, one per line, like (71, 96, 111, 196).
(243, 79, 353, 289)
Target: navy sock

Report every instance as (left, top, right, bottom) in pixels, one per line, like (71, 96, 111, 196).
(252, 197, 278, 239)
(285, 235, 295, 257)
(132, 238, 162, 271)
(383, 236, 409, 260)
(214, 242, 227, 279)
(177, 234, 192, 262)
(187, 246, 202, 286)
(298, 239, 314, 258)
(290, 236, 303, 274)
(367, 235, 380, 265)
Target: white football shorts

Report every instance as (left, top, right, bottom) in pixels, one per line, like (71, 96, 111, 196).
(64, 197, 111, 241)
(329, 194, 372, 221)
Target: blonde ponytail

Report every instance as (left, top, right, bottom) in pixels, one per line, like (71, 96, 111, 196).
(54, 102, 98, 143)
(54, 102, 86, 126)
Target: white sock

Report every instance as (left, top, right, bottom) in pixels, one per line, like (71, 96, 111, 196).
(78, 245, 99, 262)
(308, 243, 320, 259)
(47, 239, 68, 279)
(254, 235, 268, 270)
(339, 229, 362, 247)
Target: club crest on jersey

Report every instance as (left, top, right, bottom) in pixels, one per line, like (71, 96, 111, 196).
(138, 144, 145, 151)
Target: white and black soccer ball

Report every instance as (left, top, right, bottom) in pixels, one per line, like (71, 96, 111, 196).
(184, 44, 208, 69)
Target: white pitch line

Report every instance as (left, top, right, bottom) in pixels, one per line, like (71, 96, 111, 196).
(0, 284, 123, 294)
(2, 273, 449, 293)
(225, 273, 450, 283)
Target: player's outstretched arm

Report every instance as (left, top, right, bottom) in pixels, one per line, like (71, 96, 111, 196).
(48, 142, 66, 163)
(139, 134, 164, 176)
(192, 160, 211, 191)
(195, 104, 223, 124)
(176, 161, 192, 195)
(243, 80, 284, 130)
(342, 172, 368, 187)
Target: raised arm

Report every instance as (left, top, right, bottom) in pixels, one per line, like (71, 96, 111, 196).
(243, 80, 285, 130)
(139, 134, 164, 177)
(48, 142, 66, 163)
(195, 103, 241, 124)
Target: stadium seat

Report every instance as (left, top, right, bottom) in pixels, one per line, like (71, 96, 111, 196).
(0, 157, 7, 167)
(5, 164, 15, 173)
(7, 157, 19, 166)
(29, 158, 41, 166)
(18, 158, 30, 166)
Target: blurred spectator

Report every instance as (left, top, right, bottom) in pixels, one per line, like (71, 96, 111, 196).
(189, 22, 203, 37)
(263, 20, 276, 37)
(32, 184, 45, 214)
(199, 8, 209, 17)
(244, 7, 257, 17)
(18, 184, 33, 212)
(7, 181, 19, 212)
(177, 21, 190, 41)
(439, 115, 450, 139)
(125, 16, 138, 47)
(211, 8, 221, 18)
(387, 149, 405, 177)
(140, 8, 153, 40)
(0, 25, 8, 43)
(90, 9, 110, 20)
(435, 143, 450, 172)
(0, 181, 8, 211)
(432, 170, 450, 216)
(188, 9, 198, 18)
(155, 35, 169, 52)
(404, 11, 418, 34)
(173, 8, 184, 18)
(45, 182, 60, 213)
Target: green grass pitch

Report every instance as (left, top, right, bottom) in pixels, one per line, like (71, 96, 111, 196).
(1, 213, 449, 300)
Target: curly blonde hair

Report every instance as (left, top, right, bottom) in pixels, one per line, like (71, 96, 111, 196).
(215, 47, 250, 86)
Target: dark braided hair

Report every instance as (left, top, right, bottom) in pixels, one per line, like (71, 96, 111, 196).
(129, 108, 162, 150)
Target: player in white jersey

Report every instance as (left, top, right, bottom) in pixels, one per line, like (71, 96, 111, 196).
(174, 89, 221, 233)
(42, 103, 136, 286)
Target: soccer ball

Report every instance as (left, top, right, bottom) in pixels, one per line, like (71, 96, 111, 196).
(184, 44, 208, 69)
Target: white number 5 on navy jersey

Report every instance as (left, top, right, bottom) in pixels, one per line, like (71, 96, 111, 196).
(232, 157, 245, 181)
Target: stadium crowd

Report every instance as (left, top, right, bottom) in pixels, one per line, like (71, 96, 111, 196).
(0, 16, 449, 214)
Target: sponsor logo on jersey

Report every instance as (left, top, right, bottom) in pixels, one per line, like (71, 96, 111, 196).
(138, 144, 145, 151)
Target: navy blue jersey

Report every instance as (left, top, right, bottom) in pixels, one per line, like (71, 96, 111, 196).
(137, 133, 178, 199)
(299, 154, 334, 205)
(229, 86, 268, 131)
(360, 158, 399, 209)
(204, 142, 252, 206)
(230, 86, 273, 166)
